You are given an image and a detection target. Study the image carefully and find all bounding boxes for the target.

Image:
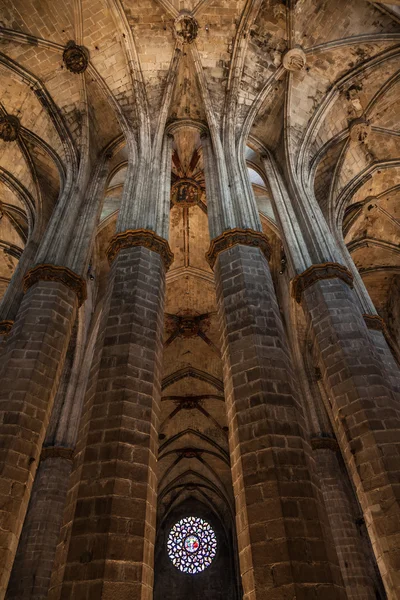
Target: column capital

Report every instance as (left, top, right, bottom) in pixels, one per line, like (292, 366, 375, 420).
(0, 320, 14, 335)
(41, 446, 74, 462)
(23, 264, 87, 306)
(206, 228, 271, 269)
(310, 436, 340, 453)
(106, 228, 174, 270)
(363, 313, 387, 334)
(291, 262, 353, 303)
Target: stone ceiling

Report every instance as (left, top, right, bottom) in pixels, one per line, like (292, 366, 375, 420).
(0, 0, 399, 525)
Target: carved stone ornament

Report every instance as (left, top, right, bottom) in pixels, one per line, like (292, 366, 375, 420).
(179, 398, 199, 410)
(206, 228, 271, 269)
(41, 446, 74, 462)
(0, 115, 20, 142)
(310, 436, 340, 453)
(171, 178, 200, 207)
(349, 117, 371, 144)
(174, 13, 199, 44)
(106, 228, 174, 270)
(291, 262, 354, 303)
(282, 47, 307, 72)
(363, 314, 387, 334)
(23, 264, 87, 306)
(0, 320, 14, 335)
(63, 41, 89, 74)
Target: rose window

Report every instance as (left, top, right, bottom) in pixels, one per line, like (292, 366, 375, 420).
(167, 516, 217, 574)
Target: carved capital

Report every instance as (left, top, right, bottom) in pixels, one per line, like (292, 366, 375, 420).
(0, 320, 14, 335)
(291, 262, 353, 303)
(310, 436, 340, 453)
(41, 446, 74, 462)
(206, 228, 271, 269)
(23, 264, 87, 306)
(106, 229, 174, 270)
(63, 41, 89, 74)
(0, 114, 20, 142)
(363, 314, 387, 334)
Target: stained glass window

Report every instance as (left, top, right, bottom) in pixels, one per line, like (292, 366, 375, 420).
(167, 516, 217, 574)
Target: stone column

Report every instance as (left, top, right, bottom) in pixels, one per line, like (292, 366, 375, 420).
(3, 153, 111, 600)
(262, 151, 400, 598)
(312, 440, 379, 600)
(49, 134, 173, 600)
(203, 137, 345, 599)
(0, 143, 112, 599)
(0, 278, 80, 599)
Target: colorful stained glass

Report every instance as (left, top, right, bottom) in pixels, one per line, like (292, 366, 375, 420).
(167, 516, 217, 574)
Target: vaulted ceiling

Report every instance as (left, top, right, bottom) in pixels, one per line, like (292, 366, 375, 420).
(1, 0, 399, 525)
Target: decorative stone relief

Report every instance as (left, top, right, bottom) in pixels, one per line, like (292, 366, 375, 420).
(63, 41, 89, 74)
(23, 264, 87, 306)
(0, 320, 14, 335)
(174, 13, 199, 44)
(345, 83, 364, 117)
(171, 178, 200, 207)
(0, 115, 20, 142)
(206, 228, 271, 269)
(282, 47, 306, 71)
(349, 117, 371, 144)
(291, 262, 354, 303)
(106, 228, 174, 269)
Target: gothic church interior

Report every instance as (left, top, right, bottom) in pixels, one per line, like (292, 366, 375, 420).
(0, 0, 400, 599)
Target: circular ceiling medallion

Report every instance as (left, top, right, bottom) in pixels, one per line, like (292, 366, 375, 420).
(282, 47, 306, 71)
(174, 13, 199, 44)
(63, 41, 89, 74)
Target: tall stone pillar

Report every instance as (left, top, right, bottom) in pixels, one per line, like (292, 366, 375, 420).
(312, 440, 380, 600)
(203, 137, 345, 599)
(0, 277, 81, 598)
(49, 134, 173, 600)
(0, 149, 110, 599)
(262, 151, 400, 598)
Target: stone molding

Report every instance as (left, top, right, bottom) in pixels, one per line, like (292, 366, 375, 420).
(41, 446, 74, 462)
(291, 262, 354, 303)
(0, 320, 14, 335)
(23, 264, 87, 306)
(206, 228, 271, 269)
(363, 313, 387, 334)
(310, 436, 340, 452)
(106, 228, 174, 270)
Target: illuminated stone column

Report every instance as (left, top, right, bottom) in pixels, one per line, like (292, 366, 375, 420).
(263, 150, 400, 598)
(203, 135, 345, 599)
(49, 134, 173, 600)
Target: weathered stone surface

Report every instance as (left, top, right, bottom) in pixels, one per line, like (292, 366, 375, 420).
(48, 245, 165, 600)
(5, 456, 73, 600)
(215, 244, 345, 600)
(0, 281, 77, 598)
(303, 277, 400, 598)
